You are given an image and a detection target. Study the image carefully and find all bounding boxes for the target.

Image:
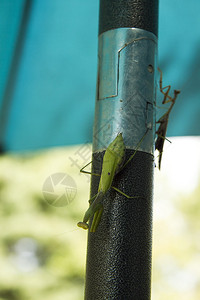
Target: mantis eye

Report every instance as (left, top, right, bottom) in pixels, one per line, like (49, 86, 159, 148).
(108, 172, 110, 175)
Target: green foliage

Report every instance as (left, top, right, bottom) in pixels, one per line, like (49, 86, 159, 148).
(0, 143, 199, 299)
(152, 168, 200, 300)
(0, 146, 90, 300)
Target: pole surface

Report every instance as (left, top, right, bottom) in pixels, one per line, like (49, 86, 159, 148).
(85, 1, 158, 299)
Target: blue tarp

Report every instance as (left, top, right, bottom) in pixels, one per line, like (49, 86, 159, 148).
(0, 0, 199, 152)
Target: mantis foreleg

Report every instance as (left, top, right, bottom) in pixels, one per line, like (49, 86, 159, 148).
(77, 191, 103, 230)
(90, 207, 103, 232)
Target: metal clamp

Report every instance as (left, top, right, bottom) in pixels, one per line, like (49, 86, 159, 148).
(93, 28, 157, 154)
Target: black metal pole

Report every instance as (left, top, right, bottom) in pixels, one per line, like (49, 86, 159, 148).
(84, 1, 158, 299)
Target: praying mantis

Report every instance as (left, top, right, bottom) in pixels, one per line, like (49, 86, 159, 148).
(77, 130, 148, 232)
(77, 68, 180, 232)
(155, 68, 180, 169)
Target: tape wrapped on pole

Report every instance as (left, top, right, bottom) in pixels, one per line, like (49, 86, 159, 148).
(84, 1, 159, 299)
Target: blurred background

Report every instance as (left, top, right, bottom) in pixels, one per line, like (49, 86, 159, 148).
(0, 0, 200, 299)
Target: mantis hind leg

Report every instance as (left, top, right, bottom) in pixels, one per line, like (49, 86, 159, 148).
(111, 186, 140, 199)
(121, 128, 149, 171)
(80, 161, 100, 176)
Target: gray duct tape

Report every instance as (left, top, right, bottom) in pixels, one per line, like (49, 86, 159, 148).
(93, 28, 157, 154)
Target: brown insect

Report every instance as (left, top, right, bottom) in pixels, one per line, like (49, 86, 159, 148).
(155, 68, 180, 169)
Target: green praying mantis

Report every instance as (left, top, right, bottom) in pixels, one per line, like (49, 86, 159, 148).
(77, 130, 148, 232)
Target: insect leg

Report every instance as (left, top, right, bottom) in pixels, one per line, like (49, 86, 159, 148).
(77, 200, 102, 230)
(90, 207, 103, 232)
(111, 186, 140, 199)
(80, 161, 100, 176)
(88, 193, 99, 204)
(158, 67, 173, 104)
(77, 193, 98, 230)
(122, 129, 149, 170)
